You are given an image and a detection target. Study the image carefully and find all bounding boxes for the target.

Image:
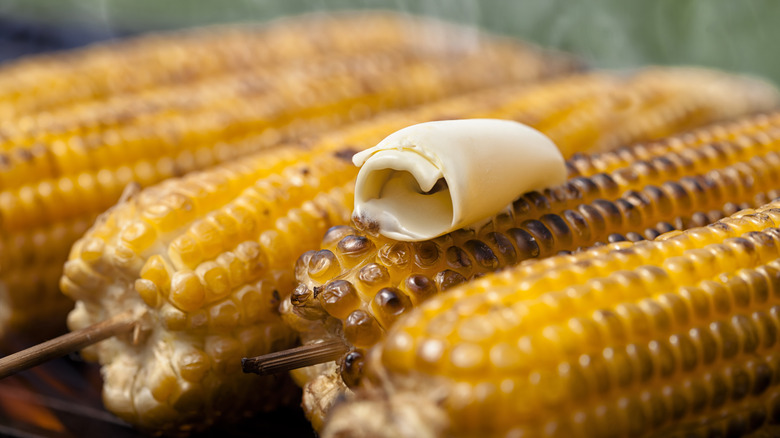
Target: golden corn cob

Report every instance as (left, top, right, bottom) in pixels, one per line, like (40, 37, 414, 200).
(289, 110, 780, 429)
(0, 18, 578, 340)
(325, 200, 780, 438)
(0, 12, 518, 118)
(58, 68, 776, 433)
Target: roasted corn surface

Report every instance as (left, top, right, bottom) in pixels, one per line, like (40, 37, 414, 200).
(59, 77, 600, 433)
(288, 82, 780, 430)
(324, 200, 780, 438)
(0, 12, 548, 118)
(59, 67, 778, 434)
(0, 12, 579, 340)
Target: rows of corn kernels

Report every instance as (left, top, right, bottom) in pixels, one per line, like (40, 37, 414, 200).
(2, 11, 780, 438)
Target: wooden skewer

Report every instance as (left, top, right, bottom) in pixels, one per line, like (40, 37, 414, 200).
(242, 339, 350, 375)
(0, 310, 137, 380)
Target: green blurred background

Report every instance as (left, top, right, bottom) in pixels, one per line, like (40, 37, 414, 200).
(1, 0, 778, 85)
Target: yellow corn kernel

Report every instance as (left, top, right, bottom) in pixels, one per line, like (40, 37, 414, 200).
(169, 271, 205, 312)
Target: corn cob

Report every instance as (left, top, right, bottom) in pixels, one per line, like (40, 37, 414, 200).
(0, 19, 579, 341)
(57, 68, 776, 433)
(0, 12, 517, 118)
(57, 79, 595, 433)
(289, 110, 780, 429)
(324, 200, 780, 438)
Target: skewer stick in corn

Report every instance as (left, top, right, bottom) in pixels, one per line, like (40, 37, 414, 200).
(3, 68, 774, 433)
(0, 311, 136, 379)
(281, 109, 780, 431)
(324, 200, 780, 437)
(0, 15, 579, 341)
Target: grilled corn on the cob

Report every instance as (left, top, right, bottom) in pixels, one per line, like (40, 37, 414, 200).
(0, 12, 529, 118)
(291, 109, 780, 429)
(60, 68, 777, 433)
(325, 200, 780, 438)
(0, 14, 579, 340)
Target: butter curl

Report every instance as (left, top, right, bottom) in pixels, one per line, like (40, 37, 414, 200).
(352, 119, 566, 241)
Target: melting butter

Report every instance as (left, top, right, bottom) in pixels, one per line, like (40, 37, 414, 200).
(352, 119, 566, 241)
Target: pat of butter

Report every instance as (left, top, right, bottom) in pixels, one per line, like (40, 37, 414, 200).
(352, 119, 566, 241)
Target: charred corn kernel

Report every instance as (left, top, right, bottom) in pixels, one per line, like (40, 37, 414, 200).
(325, 200, 780, 438)
(291, 111, 780, 429)
(2, 13, 577, 341)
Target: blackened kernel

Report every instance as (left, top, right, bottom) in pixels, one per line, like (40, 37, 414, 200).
(712, 321, 740, 359)
(681, 176, 708, 203)
(540, 214, 573, 250)
(608, 233, 627, 243)
(724, 412, 749, 437)
(434, 269, 467, 291)
(560, 181, 583, 202)
(338, 235, 373, 257)
(524, 191, 551, 213)
(565, 162, 581, 178)
(735, 314, 760, 354)
(624, 190, 651, 209)
(730, 365, 751, 401)
(650, 156, 678, 176)
(506, 228, 540, 260)
(625, 232, 644, 242)
(615, 198, 644, 229)
(643, 185, 673, 217)
(404, 274, 436, 302)
(592, 200, 623, 231)
(611, 167, 638, 186)
(323, 225, 357, 247)
(690, 212, 710, 227)
(591, 173, 619, 197)
(662, 181, 693, 211)
(485, 232, 517, 266)
(291, 283, 312, 307)
(632, 160, 659, 180)
(445, 246, 472, 271)
(644, 228, 661, 240)
(752, 361, 773, 396)
(372, 287, 413, 328)
(511, 197, 532, 217)
(521, 219, 555, 255)
(710, 372, 729, 408)
(656, 221, 676, 234)
(754, 310, 777, 349)
(562, 209, 591, 243)
(569, 176, 600, 199)
(464, 239, 499, 270)
(340, 350, 365, 388)
(578, 204, 607, 240)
